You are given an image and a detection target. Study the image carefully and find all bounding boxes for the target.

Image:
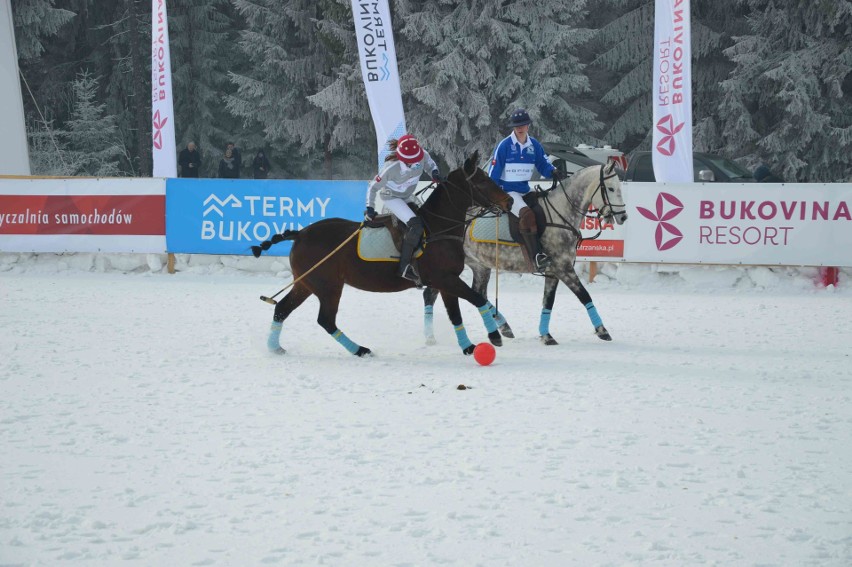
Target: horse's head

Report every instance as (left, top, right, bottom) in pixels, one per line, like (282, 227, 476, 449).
(446, 150, 513, 213)
(589, 161, 628, 225)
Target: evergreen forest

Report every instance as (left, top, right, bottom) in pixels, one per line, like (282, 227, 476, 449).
(11, 0, 852, 182)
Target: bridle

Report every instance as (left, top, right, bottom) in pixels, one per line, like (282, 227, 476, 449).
(536, 165, 626, 243)
(593, 166, 627, 222)
(416, 166, 508, 243)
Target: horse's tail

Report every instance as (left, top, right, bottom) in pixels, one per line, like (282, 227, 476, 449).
(251, 229, 300, 258)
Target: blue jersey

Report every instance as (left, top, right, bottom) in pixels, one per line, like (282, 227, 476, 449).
(488, 132, 556, 194)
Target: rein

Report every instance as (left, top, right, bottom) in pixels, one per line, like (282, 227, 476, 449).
(419, 170, 504, 244)
(259, 223, 364, 305)
(536, 165, 623, 247)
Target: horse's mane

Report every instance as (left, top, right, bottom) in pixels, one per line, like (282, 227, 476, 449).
(535, 165, 598, 203)
(574, 165, 604, 204)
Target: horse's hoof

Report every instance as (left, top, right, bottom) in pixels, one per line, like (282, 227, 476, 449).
(269, 347, 286, 354)
(462, 344, 475, 356)
(499, 324, 515, 339)
(595, 325, 612, 341)
(354, 346, 372, 357)
(488, 331, 502, 347)
(540, 333, 558, 346)
(425, 336, 437, 346)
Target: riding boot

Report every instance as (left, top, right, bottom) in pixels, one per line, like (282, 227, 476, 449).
(519, 208, 551, 274)
(398, 217, 424, 287)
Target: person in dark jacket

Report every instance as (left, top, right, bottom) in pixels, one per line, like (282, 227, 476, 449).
(218, 148, 239, 179)
(754, 164, 783, 182)
(252, 150, 271, 179)
(177, 142, 201, 178)
(225, 142, 242, 178)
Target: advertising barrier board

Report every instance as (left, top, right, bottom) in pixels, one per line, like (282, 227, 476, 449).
(577, 209, 626, 260)
(166, 178, 366, 255)
(0, 178, 166, 253)
(622, 182, 852, 267)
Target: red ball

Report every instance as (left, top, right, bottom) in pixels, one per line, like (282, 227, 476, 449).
(473, 342, 496, 366)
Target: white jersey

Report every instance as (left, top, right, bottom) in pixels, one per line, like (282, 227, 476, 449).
(366, 152, 438, 209)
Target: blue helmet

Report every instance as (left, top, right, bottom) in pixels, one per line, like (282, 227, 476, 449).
(508, 108, 532, 127)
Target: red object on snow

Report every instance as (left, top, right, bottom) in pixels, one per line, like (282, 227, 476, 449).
(819, 267, 839, 287)
(473, 343, 496, 366)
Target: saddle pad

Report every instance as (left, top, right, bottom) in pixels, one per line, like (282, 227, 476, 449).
(357, 227, 400, 261)
(469, 215, 519, 246)
(357, 227, 425, 262)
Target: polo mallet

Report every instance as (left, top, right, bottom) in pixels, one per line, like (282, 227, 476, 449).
(494, 211, 501, 315)
(260, 224, 364, 305)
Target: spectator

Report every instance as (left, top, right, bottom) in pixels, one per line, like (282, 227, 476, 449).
(754, 164, 783, 182)
(177, 142, 201, 178)
(218, 148, 239, 179)
(226, 142, 242, 178)
(252, 149, 271, 179)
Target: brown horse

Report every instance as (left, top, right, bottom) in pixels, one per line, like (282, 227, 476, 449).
(252, 151, 512, 357)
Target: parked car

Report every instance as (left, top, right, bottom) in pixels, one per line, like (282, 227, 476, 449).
(624, 151, 755, 182)
(524, 143, 626, 184)
(544, 143, 604, 175)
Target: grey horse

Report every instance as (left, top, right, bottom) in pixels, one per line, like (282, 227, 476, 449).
(423, 161, 627, 345)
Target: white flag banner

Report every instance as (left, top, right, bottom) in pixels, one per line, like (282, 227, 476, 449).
(652, 0, 692, 182)
(351, 0, 406, 169)
(0, 0, 30, 175)
(151, 0, 177, 178)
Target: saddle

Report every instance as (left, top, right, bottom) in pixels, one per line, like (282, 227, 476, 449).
(364, 213, 405, 251)
(360, 203, 425, 263)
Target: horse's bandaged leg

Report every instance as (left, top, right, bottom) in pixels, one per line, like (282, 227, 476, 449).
(453, 324, 474, 350)
(331, 328, 360, 355)
(477, 302, 499, 333)
(539, 308, 552, 336)
(424, 304, 435, 341)
(493, 309, 507, 327)
(584, 302, 603, 327)
(267, 321, 284, 353)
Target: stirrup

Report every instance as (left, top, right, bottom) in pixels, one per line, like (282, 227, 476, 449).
(400, 264, 423, 288)
(534, 253, 552, 273)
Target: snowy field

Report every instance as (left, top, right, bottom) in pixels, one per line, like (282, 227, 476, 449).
(1, 256, 851, 566)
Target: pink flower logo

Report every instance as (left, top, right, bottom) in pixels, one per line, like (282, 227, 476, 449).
(152, 110, 168, 150)
(637, 193, 684, 251)
(655, 114, 684, 157)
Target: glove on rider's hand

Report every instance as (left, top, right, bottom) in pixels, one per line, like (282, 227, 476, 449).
(364, 207, 377, 221)
(551, 168, 568, 182)
(432, 169, 446, 184)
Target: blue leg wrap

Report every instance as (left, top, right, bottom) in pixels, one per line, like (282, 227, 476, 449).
(478, 302, 498, 333)
(539, 309, 552, 336)
(267, 321, 283, 352)
(332, 328, 360, 354)
(585, 302, 603, 327)
(425, 305, 434, 337)
(493, 309, 507, 327)
(454, 324, 474, 350)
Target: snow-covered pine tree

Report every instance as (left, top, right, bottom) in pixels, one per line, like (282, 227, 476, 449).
(90, 0, 152, 177)
(170, 0, 240, 177)
(590, 0, 746, 154)
(228, 0, 371, 179)
(395, 0, 600, 164)
(27, 116, 69, 175)
(718, 0, 852, 182)
(13, 0, 76, 175)
(62, 72, 124, 176)
(11, 0, 75, 60)
(305, 0, 375, 178)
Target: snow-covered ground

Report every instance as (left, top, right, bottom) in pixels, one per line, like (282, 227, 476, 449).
(1, 254, 851, 566)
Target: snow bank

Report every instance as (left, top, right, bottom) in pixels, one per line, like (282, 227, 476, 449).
(0, 252, 847, 292)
